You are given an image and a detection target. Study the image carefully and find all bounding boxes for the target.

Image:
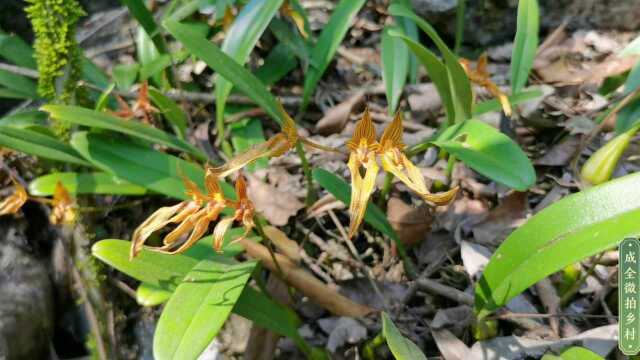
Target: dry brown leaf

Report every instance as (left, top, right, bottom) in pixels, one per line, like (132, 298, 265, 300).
(407, 83, 442, 113)
(536, 54, 638, 86)
(534, 136, 580, 166)
(386, 197, 432, 248)
(471, 192, 529, 246)
(432, 328, 472, 360)
(238, 238, 374, 317)
(247, 175, 304, 226)
(315, 91, 365, 135)
(263, 225, 301, 262)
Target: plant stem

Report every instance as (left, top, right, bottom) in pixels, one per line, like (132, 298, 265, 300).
(454, 0, 466, 55)
(362, 332, 385, 360)
(377, 173, 394, 209)
(446, 154, 457, 180)
(295, 141, 317, 206)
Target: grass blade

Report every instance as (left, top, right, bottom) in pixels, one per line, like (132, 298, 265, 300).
(510, 0, 539, 94)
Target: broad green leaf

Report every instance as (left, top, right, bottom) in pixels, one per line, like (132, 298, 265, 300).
(510, 0, 539, 94)
(92, 239, 216, 291)
(0, 110, 47, 128)
(120, 0, 169, 54)
(381, 312, 426, 360)
(0, 126, 90, 166)
(301, 0, 366, 110)
(313, 168, 397, 241)
(28, 172, 146, 196)
(0, 31, 36, 68)
(254, 42, 298, 85)
(112, 63, 140, 91)
(558, 347, 603, 360)
(390, 30, 455, 124)
(381, 26, 409, 114)
(230, 118, 268, 172)
(153, 259, 256, 360)
(476, 172, 640, 318)
(389, 3, 472, 122)
(69, 132, 232, 199)
(432, 119, 535, 191)
(147, 87, 188, 139)
(216, 0, 284, 129)
(136, 282, 173, 307)
(234, 287, 314, 356)
(164, 19, 286, 125)
(43, 105, 205, 160)
(473, 90, 542, 116)
(623, 61, 640, 96)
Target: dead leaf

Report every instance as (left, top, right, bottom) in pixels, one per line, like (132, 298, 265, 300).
(534, 136, 580, 166)
(469, 324, 618, 359)
(471, 192, 528, 247)
(387, 197, 433, 247)
(318, 317, 367, 353)
(460, 241, 491, 279)
(247, 175, 304, 226)
(316, 91, 365, 135)
(431, 305, 474, 336)
(307, 193, 346, 219)
(432, 328, 472, 360)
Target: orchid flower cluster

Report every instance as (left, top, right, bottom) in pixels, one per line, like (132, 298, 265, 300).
(0, 177, 77, 225)
(460, 54, 512, 116)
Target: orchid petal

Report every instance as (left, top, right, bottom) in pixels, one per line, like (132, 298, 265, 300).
(212, 216, 235, 253)
(347, 153, 379, 239)
(0, 177, 28, 216)
(347, 108, 378, 151)
(130, 202, 188, 259)
(379, 112, 405, 150)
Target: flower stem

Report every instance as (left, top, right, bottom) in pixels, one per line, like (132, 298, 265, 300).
(295, 141, 317, 206)
(377, 172, 394, 209)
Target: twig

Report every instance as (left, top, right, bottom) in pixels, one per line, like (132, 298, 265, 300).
(402, 245, 460, 304)
(490, 311, 617, 320)
(415, 278, 474, 306)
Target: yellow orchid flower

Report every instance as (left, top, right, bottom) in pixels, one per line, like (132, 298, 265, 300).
(346, 109, 459, 238)
(460, 54, 512, 116)
(212, 174, 255, 253)
(0, 177, 28, 216)
(49, 182, 77, 225)
(130, 170, 226, 259)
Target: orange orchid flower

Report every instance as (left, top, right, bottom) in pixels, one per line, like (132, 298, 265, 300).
(49, 182, 77, 225)
(346, 109, 459, 238)
(212, 174, 255, 253)
(460, 54, 512, 116)
(0, 177, 28, 216)
(209, 106, 337, 179)
(130, 169, 227, 259)
(113, 81, 158, 124)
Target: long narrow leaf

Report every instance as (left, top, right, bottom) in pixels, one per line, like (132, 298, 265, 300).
(42, 105, 205, 160)
(164, 19, 286, 125)
(120, 0, 169, 53)
(29, 172, 146, 196)
(301, 0, 366, 110)
(510, 0, 539, 94)
(216, 0, 284, 127)
(0, 126, 90, 166)
(381, 26, 409, 114)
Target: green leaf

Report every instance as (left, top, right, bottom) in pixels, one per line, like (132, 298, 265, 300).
(28, 172, 146, 196)
(230, 118, 268, 172)
(254, 42, 298, 86)
(389, 3, 472, 122)
(94, 83, 116, 112)
(475, 172, 640, 318)
(269, 17, 311, 66)
(301, 0, 366, 110)
(0, 110, 48, 128)
(312, 168, 398, 242)
(616, 97, 640, 134)
(42, 105, 205, 160)
(153, 259, 256, 360)
(473, 90, 543, 116)
(112, 63, 140, 91)
(164, 19, 286, 125)
(392, 0, 419, 84)
(557, 347, 603, 360)
(510, 0, 539, 94)
(69, 132, 232, 200)
(432, 119, 535, 191)
(389, 30, 455, 124)
(0, 69, 38, 99)
(82, 57, 112, 90)
(381, 312, 426, 360)
(136, 282, 173, 307)
(120, 0, 169, 54)
(139, 54, 173, 82)
(0, 126, 90, 166)
(234, 287, 313, 356)
(147, 87, 188, 139)
(0, 31, 36, 68)
(381, 26, 409, 114)
(215, 0, 284, 128)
